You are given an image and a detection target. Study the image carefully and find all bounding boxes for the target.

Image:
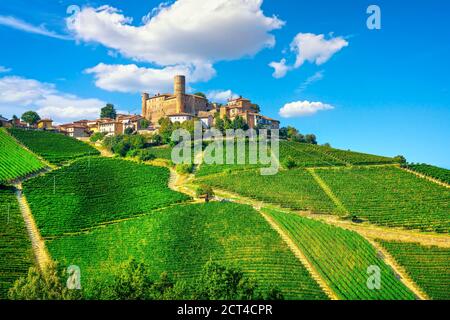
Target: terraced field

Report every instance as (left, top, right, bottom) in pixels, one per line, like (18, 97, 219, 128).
(47, 202, 328, 300)
(0, 186, 34, 298)
(23, 158, 191, 236)
(279, 141, 345, 168)
(8, 128, 99, 165)
(315, 166, 450, 232)
(378, 241, 450, 300)
(316, 145, 398, 165)
(0, 129, 45, 183)
(196, 168, 337, 213)
(265, 209, 415, 300)
(405, 164, 450, 185)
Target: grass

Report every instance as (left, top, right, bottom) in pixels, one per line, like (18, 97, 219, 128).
(23, 157, 191, 236)
(264, 209, 415, 300)
(378, 241, 450, 300)
(0, 129, 45, 183)
(47, 202, 328, 300)
(8, 128, 99, 165)
(0, 185, 34, 298)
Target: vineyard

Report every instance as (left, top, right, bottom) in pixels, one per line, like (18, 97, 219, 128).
(196, 168, 337, 213)
(378, 241, 450, 300)
(314, 144, 399, 165)
(0, 129, 45, 183)
(405, 163, 450, 185)
(23, 157, 191, 236)
(0, 186, 34, 298)
(279, 141, 346, 168)
(8, 128, 99, 165)
(264, 209, 415, 300)
(47, 202, 328, 299)
(315, 166, 450, 232)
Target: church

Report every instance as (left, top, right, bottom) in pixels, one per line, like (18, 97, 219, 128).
(141, 75, 280, 130)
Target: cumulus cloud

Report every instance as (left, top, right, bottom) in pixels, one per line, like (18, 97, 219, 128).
(279, 100, 334, 118)
(206, 90, 239, 103)
(67, 0, 284, 66)
(0, 76, 105, 123)
(0, 15, 71, 40)
(0, 66, 11, 73)
(84, 63, 216, 93)
(268, 58, 290, 79)
(270, 33, 348, 78)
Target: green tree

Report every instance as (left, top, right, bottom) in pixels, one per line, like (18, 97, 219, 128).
(139, 118, 150, 129)
(124, 127, 135, 135)
(8, 262, 81, 300)
(304, 134, 317, 145)
(232, 116, 249, 130)
(251, 104, 261, 113)
(194, 92, 207, 99)
(158, 117, 174, 144)
(100, 103, 117, 119)
(196, 185, 215, 202)
(21, 111, 41, 126)
(394, 155, 407, 164)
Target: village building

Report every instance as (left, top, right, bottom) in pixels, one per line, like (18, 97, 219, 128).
(99, 120, 124, 136)
(141, 75, 279, 130)
(117, 114, 144, 133)
(0, 115, 11, 127)
(37, 119, 53, 130)
(59, 123, 90, 138)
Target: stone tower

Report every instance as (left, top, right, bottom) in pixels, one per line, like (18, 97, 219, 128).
(174, 75, 186, 113)
(141, 92, 149, 119)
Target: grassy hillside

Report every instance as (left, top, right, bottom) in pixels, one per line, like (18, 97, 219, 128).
(47, 202, 328, 300)
(196, 168, 337, 213)
(378, 241, 450, 300)
(0, 129, 45, 183)
(0, 186, 34, 298)
(405, 164, 450, 184)
(8, 128, 99, 165)
(23, 158, 191, 236)
(264, 209, 415, 300)
(315, 166, 450, 232)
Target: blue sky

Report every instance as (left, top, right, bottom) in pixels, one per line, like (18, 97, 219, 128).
(0, 0, 449, 168)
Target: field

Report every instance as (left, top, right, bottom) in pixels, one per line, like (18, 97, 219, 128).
(196, 168, 337, 213)
(265, 209, 415, 300)
(405, 164, 450, 184)
(316, 145, 398, 165)
(23, 157, 191, 236)
(279, 141, 346, 168)
(315, 166, 450, 232)
(8, 128, 99, 165)
(0, 129, 45, 183)
(378, 241, 450, 300)
(47, 202, 328, 300)
(0, 186, 34, 298)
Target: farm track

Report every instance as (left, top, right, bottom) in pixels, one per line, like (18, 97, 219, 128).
(365, 239, 429, 300)
(259, 211, 339, 300)
(400, 167, 450, 189)
(14, 183, 51, 271)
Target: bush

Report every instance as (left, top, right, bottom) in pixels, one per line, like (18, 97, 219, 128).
(90, 132, 106, 143)
(176, 163, 194, 174)
(138, 149, 156, 162)
(196, 185, 215, 200)
(104, 134, 146, 157)
(283, 156, 297, 170)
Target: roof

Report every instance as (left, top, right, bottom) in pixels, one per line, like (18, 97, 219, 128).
(0, 116, 8, 121)
(37, 119, 53, 123)
(59, 123, 87, 129)
(167, 112, 193, 117)
(197, 111, 213, 118)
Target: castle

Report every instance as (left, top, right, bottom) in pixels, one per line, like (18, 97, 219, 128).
(141, 75, 279, 130)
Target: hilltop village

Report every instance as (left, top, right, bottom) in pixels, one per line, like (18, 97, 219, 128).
(0, 75, 279, 138)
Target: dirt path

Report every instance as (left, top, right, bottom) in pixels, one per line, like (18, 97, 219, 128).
(259, 211, 339, 300)
(366, 239, 429, 300)
(14, 183, 51, 271)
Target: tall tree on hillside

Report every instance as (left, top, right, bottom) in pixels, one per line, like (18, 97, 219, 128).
(194, 92, 207, 99)
(100, 104, 117, 119)
(304, 134, 317, 145)
(21, 111, 41, 126)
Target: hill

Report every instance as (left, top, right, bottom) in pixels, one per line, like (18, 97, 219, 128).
(47, 202, 328, 300)
(23, 158, 191, 236)
(0, 129, 45, 183)
(8, 129, 99, 165)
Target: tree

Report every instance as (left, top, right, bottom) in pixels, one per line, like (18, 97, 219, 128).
(196, 185, 215, 202)
(124, 127, 135, 135)
(394, 155, 407, 164)
(100, 103, 117, 119)
(279, 127, 288, 139)
(8, 262, 81, 300)
(139, 118, 150, 129)
(304, 134, 317, 145)
(21, 111, 41, 126)
(251, 104, 261, 113)
(194, 92, 207, 99)
(232, 116, 249, 130)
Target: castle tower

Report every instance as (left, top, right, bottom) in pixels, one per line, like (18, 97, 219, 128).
(142, 92, 149, 119)
(174, 75, 186, 113)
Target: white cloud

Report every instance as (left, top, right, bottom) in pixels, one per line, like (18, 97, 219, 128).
(0, 66, 12, 73)
(291, 33, 348, 68)
(85, 63, 216, 93)
(279, 100, 334, 118)
(0, 15, 71, 40)
(269, 58, 290, 79)
(67, 1, 284, 66)
(0, 76, 105, 123)
(298, 70, 324, 92)
(270, 33, 348, 78)
(206, 90, 239, 103)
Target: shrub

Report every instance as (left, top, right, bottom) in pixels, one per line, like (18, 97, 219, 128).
(176, 163, 194, 174)
(283, 156, 297, 170)
(90, 132, 106, 143)
(196, 185, 215, 200)
(138, 150, 156, 162)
